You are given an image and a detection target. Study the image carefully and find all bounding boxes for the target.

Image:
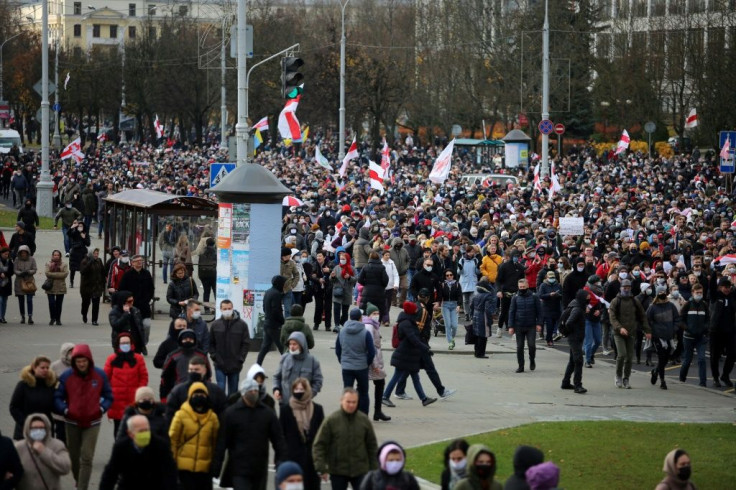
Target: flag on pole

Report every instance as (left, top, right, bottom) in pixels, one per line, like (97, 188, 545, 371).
(64, 72, 71, 90)
(97, 132, 108, 142)
(253, 129, 263, 154)
(302, 126, 309, 141)
(533, 162, 542, 192)
(315, 145, 331, 170)
(615, 130, 630, 155)
(278, 97, 302, 143)
(252, 116, 269, 132)
(154, 115, 163, 139)
(339, 137, 358, 177)
(60, 137, 84, 163)
(380, 139, 393, 184)
(685, 108, 698, 129)
(720, 136, 731, 160)
(428, 139, 455, 184)
(549, 161, 561, 201)
(369, 160, 385, 194)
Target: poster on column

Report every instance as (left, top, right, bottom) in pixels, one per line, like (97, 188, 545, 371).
(215, 203, 233, 315)
(230, 204, 251, 325)
(242, 284, 270, 339)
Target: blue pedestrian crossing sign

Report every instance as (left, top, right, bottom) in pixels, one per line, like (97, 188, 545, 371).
(719, 131, 736, 174)
(210, 163, 236, 188)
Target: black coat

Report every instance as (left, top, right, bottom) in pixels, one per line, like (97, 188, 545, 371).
(263, 276, 286, 329)
(496, 260, 526, 293)
(279, 402, 325, 490)
(565, 294, 588, 342)
(0, 257, 13, 297)
(209, 315, 251, 374)
(8, 232, 35, 258)
(9, 375, 56, 440)
(79, 255, 105, 298)
(99, 434, 177, 490)
(116, 403, 170, 444)
(165, 378, 227, 421)
(109, 301, 147, 355)
(562, 270, 588, 307)
(67, 227, 90, 272)
(409, 269, 440, 301)
(0, 431, 23, 490)
(390, 312, 429, 372)
(119, 268, 155, 318)
(166, 276, 198, 319)
(358, 258, 389, 306)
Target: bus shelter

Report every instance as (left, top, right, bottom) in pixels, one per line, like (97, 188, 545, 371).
(103, 189, 218, 283)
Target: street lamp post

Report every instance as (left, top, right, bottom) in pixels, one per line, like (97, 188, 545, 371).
(37, 0, 54, 218)
(221, 16, 227, 148)
(235, 0, 247, 165)
(338, 0, 350, 160)
(52, 39, 61, 148)
(540, 0, 550, 177)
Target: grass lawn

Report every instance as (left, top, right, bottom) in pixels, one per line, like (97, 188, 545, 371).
(405, 421, 736, 489)
(0, 209, 55, 230)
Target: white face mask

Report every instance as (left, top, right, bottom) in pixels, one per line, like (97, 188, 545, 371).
(424, 265, 432, 272)
(29, 428, 46, 441)
(370, 314, 380, 322)
(450, 458, 467, 471)
(121, 257, 130, 264)
(191, 311, 202, 320)
(289, 348, 301, 355)
(221, 309, 233, 319)
(385, 461, 404, 475)
(577, 265, 585, 272)
(119, 344, 131, 353)
(284, 483, 304, 490)
(340, 259, 347, 265)
(619, 272, 628, 279)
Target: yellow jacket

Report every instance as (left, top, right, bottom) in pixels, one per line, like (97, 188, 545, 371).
(480, 254, 503, 283)
(169, 382, 220, 473)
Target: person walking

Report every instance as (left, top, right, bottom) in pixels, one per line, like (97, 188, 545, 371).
(209, 299, 251, 396)
(358, 251, 389, 318)
(54, 344, 113, 490)
(67, 221, 89, 288)
(16, 199, 39, 237)
(0, 246, 13, 323)
(388, 237, 410, 305)
(103, 332, 149, 436)
(160, 331, 212, 402)
(709, 276, 736, 388)
(453, 444, 502, 490)
(175, 233, 193, 277)
(508, 279, 543, 373)
(106, 250, 130, 298)
(169, 382, 220, 490)
(495, 251, 525, 337)
(310, 251, 333, 331)
(655, 449, 696, 490)
(14, 245, 36, 324)
(440, 269, 463, 350)
(116, 386, 169, 443)
(363, 303, 391, 422)
(537, 271, 562, 346)
(44, 250, 68, 326)
(274, 332, 323, 404)
(312, 388, 379, 490)
(458, 246, 480, 321)
(79, 249, 105, 325)
(49, 343, 74, 445)
(13, 412, 71, 490)
(470, 278, 496, 358)
(646, 285, 679, 390)
(380, 248, 399, 326)
(608, 279, 650, 389)
(197, 237, 217, 303)
(279, 378, 325, 490)
(678, 283, 709, 387)
(166, 263, 199, 320)
(560, 290, 589, 394)
(257, 275, 287, 365)
(157, 222, 178, 284)
(118, 254, 156, 345)
(165, 357, 226, 421)
(335, 307, 376, 415)
(8, 222, 35, 259)
(280, 247, 300, 317)
(9, 356, 57, 440)
(359, 441, 420, 490)
(53, 201, 82, 256)
(583, 275, 606, 368)
(331, 252, 357, 332)
(281, 304, 315, 350)
(109, 291, 147, 355)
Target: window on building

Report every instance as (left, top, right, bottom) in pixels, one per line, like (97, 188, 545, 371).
(93, 24, 100, 38)
(110, 25, 118, 38)
(129, 3, 136, 16)
(73, 24, 81, 37)
(179, 6, 188, 16)
(149, 26, 156, 37)
(128, 26, 136, 38)
(73, 2, 81, 15)
(148, 5, 156, 15)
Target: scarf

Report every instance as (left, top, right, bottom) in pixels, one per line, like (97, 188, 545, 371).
(48, 258, 61, 272)
(110, 350, 137, 368)
(288, 389, 314, 442)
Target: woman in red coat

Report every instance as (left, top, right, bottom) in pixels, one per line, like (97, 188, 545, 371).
(103, 332, 149, 436)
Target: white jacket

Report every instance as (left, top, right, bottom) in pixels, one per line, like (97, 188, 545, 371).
(381, 258, 400, 289)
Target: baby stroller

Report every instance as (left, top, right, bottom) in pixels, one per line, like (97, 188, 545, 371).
(433, 308, 446, 337)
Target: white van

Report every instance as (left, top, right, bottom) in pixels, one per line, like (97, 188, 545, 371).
(0, 129, 23, 155)
(459, 173, 519, 189)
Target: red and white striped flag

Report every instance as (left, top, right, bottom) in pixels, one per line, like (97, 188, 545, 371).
(278, 94, 302, 143)
(615, 130, 630, 155)
(97, 132, 108, 142)
(154, 115, 163, 139)
(549, 161, 561, 201)
(60, 137, 84, 163)
(428, 139, 455, 184)
(720, 136, 731, 160)
(533, 162, 542, 192)
(339, 137, 358, 177)
(685, 108, 698, 129)
(252, 116, 269, 132)
(369, 160, 385, 194)
(380, 139, 394, 185)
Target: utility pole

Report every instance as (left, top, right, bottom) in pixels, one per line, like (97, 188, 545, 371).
(541, 0, 550, 178)
(236, 0, 247, 165)
(37, 0, 53, 218)
(221, 17, 227, 148)
(52, 39, 61, 148)
(338, 0, 350, 160)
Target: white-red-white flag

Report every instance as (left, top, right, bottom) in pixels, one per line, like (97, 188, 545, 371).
(549, 161, 561, 201)
(533, 162, 542, 192)
(615, 130, 630, 155)
(428, 139, 455, 184)
(339, 137, 358, 177)
(154, 115, 163, 139)
(720, 137, 731, 160)
(380, 139, 394, 185)
(60, 137, 84, 163)
(278, 90, 303, 143)
(369, 161, 385, 194)
(685, 108, 698, 129)
(252, 116, 269, 132)
(97, 132, 108, 142)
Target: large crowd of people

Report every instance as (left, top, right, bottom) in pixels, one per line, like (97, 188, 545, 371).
(0, 127, 725, 489)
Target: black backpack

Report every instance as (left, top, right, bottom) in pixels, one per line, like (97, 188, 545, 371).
(558, 305, 574, 336)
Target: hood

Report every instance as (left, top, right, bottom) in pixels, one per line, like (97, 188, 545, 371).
(288, 331, 308, 352)
(467, 444, 497, 481)
(525, 462, 560, 489)
(177, 329, 197, 346)
(272, 275, 287, 292)
(71, 344, 95, 370)
(22, 413, 52, 442)
(167, 319, 182, 338)
(314, 230, 324, 240)
(112, 290, 133, 307)
(187, 381, 209, 399)
(396, 311, 416, 325)
(59, 342, 75, 364)
(377, 441, 406, 472)
(246, 363, 267, 381)
(341, 319, 366, 335)
(662, 449, 690, 483)
(359, 227, 370, 240)
(476, 281, 493, 294)
(574, 289, 590, 305)
(391, 237, 403, 247)
(512, 445, 544, 478)
(20, 364, 57, 388)
(17, 244, 31, 255)
(113, 332, 136, 352)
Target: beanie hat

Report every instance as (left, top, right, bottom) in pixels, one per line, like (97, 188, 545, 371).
(275, 461, 303, 486)
(281, 247, 292, 257)
(349, 308, 362, 320)
(290, 304, 304, 317)
(365, 302, 379, 316)
(177, 329, 196, 343)
(403, 301, 418, 315)
(587, 274, 601, 284)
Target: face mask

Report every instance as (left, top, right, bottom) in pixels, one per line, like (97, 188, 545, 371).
(385, 461, 404, 475)
(475, 464, 493, 478)
(677, 466, 691, 481)
(450, 458, 467, 471)
(340, 259, 347, 265)
(370, 314, 380, 322)
(619, 272, 628, 279)
(25, 203, 31, 208)
(632, 270, 640, 277)
(188, 371, 203, 382)
(424, 265, 432, 272)
(547, 278, 556, 284)
(657, 294, 667, 300)
(121, 257, 130, 264)
(518, 288, 528, 295)
(644, 268, 651, 274)
(65, 204, 72, 209)
(557, 264, 564, 270)
(221, 309, 233, 319)
(620, 289, 631, 297)
(670, 291, 680, 299)
(137, 400, 154, 411)
(284, 483, 304, 490)
(512, 257, 519, 264)
(191, 311, 202, 320)
(29, 428, 46, 441)
(693, 294, 703, 301)
(657, 278, 666, 285)
(577, 265, 585, 272)
(119, 344, 131, 353)
(292, 391, 305, 400)
(290, 348, 301, 355)
(190, 396, 211, 413)
(244, 392, 259, 405)
(134, 430, 151, 448)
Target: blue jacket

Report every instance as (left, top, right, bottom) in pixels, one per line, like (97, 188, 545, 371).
(335, 320, 375, 370)
(537, 280, 563, 316)
(457, 255, 480, 293)
(470, 283, 496, 338)
(508, 291, 543, 329)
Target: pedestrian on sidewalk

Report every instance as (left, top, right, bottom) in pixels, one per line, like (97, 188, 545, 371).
(79, 249, 105, 325)
(14, 245, 36, 324)
(561, 290, 589, 394)
(508, 279, 542, 373)
(608, 279, 650, 389)
(44, 250, 68, 326)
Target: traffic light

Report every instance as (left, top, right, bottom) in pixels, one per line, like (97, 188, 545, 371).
(281, 57, 304, 99)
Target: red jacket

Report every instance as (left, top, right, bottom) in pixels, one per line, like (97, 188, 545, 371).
(54, 344, 113, 428)
(524, 258, 545, 289)
(104, 341, 148, 421)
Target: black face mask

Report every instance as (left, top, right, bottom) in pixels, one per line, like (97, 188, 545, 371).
(475, 464, 492, 479)
(137, 400, 154, 411)
(190, 396, 211, 413)
(677, 466, 691, 481)
(188, 372, 203, 382)
(518, 288, 529, 295)
(292, 392, 304, 400)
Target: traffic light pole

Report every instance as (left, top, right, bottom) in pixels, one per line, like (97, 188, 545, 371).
(236, 0, 248, 166)
(338, 0, 350, 161)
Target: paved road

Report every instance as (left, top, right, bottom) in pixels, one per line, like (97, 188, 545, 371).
(0, 228, 734, 489)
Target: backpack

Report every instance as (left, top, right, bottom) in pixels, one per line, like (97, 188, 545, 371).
(391, 322, 400, 348)
(558, 306, 574, 337)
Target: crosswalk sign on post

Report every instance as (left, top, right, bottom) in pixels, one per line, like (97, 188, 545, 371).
(210, 163, 236, 188)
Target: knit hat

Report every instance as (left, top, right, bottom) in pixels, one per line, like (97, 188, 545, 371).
(365, 303, 379, 316)
(349, 308, 362, 320)
(655, 285, 668, 295)
(177, 329, 196, 344)
(275, 461, 303, 486)
(290, 304, 304, 317)
(587, 274, 601, 285)
(403, 301, 418, 315)
(639, 241, 650, 250)
(281, 247, 292, 257)
(239, 378, 259, 394)
(620, 279, 632, 287)
(718, 276, 732, 287)
(15, 221, 25, 230)
(134, 386, 155, 402)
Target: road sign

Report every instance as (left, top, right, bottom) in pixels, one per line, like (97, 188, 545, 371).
(52, 103, 61, 112)
(230, 25, 254, 59)
(720, 131, 736, 174)
(538, 119, 554, 135)
(644, 121, 656, 133)
(210, 163, 236, 188)
(518, 113, 529, 127)
(554, 123, 565, 135)
(33, 80, 56, 97)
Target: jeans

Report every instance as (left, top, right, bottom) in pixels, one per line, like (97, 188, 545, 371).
(161, 251, 174, 283)
(330, 474, 365, 490)
(97, 216, 104, 237)
(0, 294, 7, 320)
(602, 319, 612, 350)
(563, 338, 584, 388)
(256, 327, 284, 365)
(215, 368, 240, 396)
(83, 214, 93, 232)
(543, 314, 560, 342)
(342, 369, 370, 414)
(680, 334, 708, 384)
(498, 295, 512, 330)
(13, 188, 24, 208)
(396, 351, 444, 397)
(442, 301, 459, 343)
(291, 291, 303, 309)
(584, 320, 602, 363)
(61, 225, 71, 254)
(383, 369, 426, 401)
(66, 423, 100, 490)
(17, 294, 33, 317)
(613, 333, 635, 379)
(283, 292, 294, 318)
(232, 472, 268, 490)
(47, 294, 64, 322)
(462, 292, 474, 318)
(333, 302, 349, 327)
(514, 327, 536, 368)
(406, 270, 416, 302)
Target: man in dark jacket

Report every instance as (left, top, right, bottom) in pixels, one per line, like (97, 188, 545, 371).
(118, 254, 155, 345)
(609, 279, 650, 389)
(562, 257, 588, 307)
(257, 275, 287, 365)
(8, 221, 35, 259)
(160, 330, 211, 401)
(561, 289, 589, 393)
(679, 283, 709, 387)
(16, 198, 39, 236)
(495, 251, 526, 335)
(209, 299, 251, 396)
(508, 279, 543, 373)
(358, 251, 389, 314)
(165, 356, 226, 420)
(99, 415, 177, 490)
(709, 277, 736, 388)
(409, 257, 441, 306)
(212, 378, 285, 490)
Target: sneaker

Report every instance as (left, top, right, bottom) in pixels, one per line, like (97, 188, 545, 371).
(395, 393, 413, 400)
(332, 325, 341, 333)
(585, 362, 592, 368)
(650, 368, 658, 385)
(615, 376, 623, 388)
(422, 397, 437, 407)
(720, 377, 734, 388)
(660, 381, 668, 390)
(623, 378, 631, 389)
(560, 382, 575, 390)
(496, 329, 503, 338)
(602, 349, 611, 356)
(515, 367, 524, 373)
(448, 340, 455, 350)
(381, 398, 396, 408)
(574, 386, 587, 394)
(440, 388, 456, 399)
(553, 333, 563, 341)
(65, 252, 69, 257)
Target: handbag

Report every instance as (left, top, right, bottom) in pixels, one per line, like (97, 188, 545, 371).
(21, 276, 36, 294)
(332, 285, 345, 298)
(42, 278, 54, 291)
